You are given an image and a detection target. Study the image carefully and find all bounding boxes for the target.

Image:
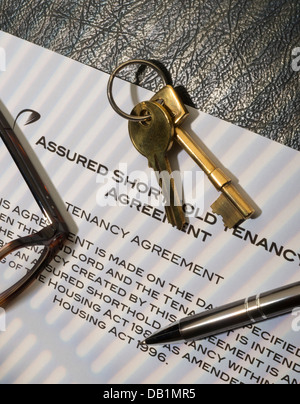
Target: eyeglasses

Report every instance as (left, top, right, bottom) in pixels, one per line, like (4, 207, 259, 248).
(0, 106, 69, 306)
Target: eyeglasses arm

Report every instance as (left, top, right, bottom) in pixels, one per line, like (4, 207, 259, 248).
(0, 108, 68, 234)
(0, 106, 70, 305)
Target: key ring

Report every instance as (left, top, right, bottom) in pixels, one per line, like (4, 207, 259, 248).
(107, 59, 168, 122)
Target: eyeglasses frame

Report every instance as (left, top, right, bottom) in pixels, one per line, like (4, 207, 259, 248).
(0, 107, 69, 307)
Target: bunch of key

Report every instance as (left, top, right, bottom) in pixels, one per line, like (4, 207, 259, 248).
(128, 85, 255, 230)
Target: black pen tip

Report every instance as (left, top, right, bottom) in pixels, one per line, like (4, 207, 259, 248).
(144, 322, 181, 345)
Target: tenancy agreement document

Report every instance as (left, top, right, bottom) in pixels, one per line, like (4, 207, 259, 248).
(0, 31, 299, 385)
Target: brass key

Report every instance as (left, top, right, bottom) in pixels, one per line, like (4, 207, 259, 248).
(128, 101, 185, 230)
(151, 86, 255, 228)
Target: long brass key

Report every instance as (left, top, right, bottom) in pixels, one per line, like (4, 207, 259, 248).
(151, 86, 255, 228)
(128, 101, 185, 230)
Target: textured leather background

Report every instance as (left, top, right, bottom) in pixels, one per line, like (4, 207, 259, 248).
(0, 0, 299, 150)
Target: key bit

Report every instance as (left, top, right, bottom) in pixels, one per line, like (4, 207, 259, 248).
(128, 101, 185, 230)
(151, 85, 255, 228)
(175, 127, 254, 228)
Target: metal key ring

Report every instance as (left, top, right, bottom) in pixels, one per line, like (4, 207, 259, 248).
(107, 59, 168, 122)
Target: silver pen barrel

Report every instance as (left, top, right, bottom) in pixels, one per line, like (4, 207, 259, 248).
(180, 282, 300, 341)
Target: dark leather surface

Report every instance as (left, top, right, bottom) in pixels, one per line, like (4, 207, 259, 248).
(0, 0, 299, 150)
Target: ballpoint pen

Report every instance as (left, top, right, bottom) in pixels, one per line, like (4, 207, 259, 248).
(144, 281, 300, 345)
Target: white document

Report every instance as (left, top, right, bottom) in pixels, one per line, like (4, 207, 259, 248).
(0, 31, 299, 384)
